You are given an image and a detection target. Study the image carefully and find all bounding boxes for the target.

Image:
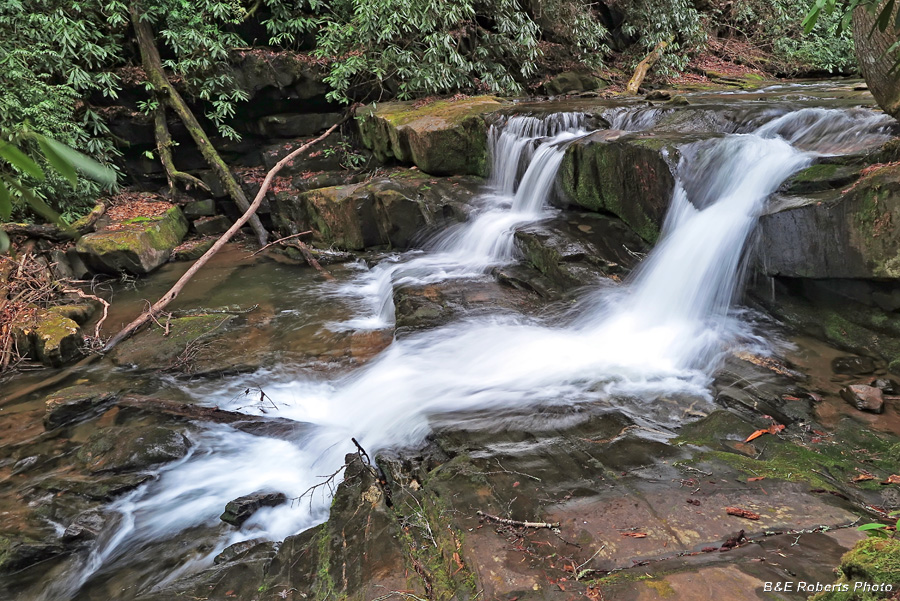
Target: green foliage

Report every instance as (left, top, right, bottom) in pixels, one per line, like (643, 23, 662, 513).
(619, 0, 707, 75)
(0, 130, 117, 252)
(804, 0, 900, 72)
(314, 0, 607, 103)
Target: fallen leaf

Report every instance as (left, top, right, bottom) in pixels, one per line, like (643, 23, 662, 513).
(745, 423, 785, 443)
(726, 507, 760, 520)
(782, 395, 801, 401)
(852, 472, 876, 482)
(621, 532, 648, 538)
(881, 475, 900, 485)
(747, 477, 765, 482)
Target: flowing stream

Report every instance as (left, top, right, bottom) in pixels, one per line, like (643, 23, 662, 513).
(37, 103, 896, 600)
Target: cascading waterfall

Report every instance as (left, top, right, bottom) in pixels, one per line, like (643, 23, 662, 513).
(333, 112, 589, 329)
(37, 106, 895, 601)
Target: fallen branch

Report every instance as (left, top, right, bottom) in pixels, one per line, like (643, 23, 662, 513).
(626, 38, 672, 95)
(60, 287, 109, 342)
(476, 510, 559, 529)
(101, 118, 346, 353)
(250, 230, 313, 257)
(283, 240, 335, 279)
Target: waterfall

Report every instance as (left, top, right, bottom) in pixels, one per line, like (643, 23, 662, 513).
(37, 106, 895, 601)
(333, 112, 589, 329)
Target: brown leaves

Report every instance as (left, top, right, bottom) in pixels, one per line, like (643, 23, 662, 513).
(621, 532, 648, 538)
(745, 423, 785, 442)
(852, 471, 876, 482)
(726, 507, 760, 520)
(882, 475, 900, 485)
(747, 477, 765, 482)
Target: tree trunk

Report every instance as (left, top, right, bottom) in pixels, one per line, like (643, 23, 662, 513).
(153, 106, 211, 197)
(854, 1, 900, 120)
(130, 7, 269, 245)
(626, 39, 670, 95)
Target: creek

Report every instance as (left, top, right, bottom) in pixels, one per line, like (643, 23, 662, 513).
(3, 83, 898, 600)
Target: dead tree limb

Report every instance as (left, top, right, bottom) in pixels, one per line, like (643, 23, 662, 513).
(2, 202, 106, 241)
(476, 511, 560, 529)
(102, 119, 345, 353)
(153, 106, 211, 196)
(130, 7, 267, 245)
(249, 230, 312, 256)
(626, 38, 672, 95)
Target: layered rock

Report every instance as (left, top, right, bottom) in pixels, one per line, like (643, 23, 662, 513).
(357, 96, 508, 176)
(272, 172, 481, 251)
(759, 164, 900, 279)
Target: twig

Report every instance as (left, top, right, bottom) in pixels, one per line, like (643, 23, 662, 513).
(575, 545, 606, 580)
(476, 511, 559, 529)
(60, 287, 110, 341)
(250, 231, 313, 256)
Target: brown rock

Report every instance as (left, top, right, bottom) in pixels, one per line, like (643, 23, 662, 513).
(840, 384, 885, 413)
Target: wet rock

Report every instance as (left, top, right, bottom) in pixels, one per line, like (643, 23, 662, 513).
(543, 71, 605, 96)
(38, 473, 154, 501)
(272, 172, 478, 251)
(213, 538, 270, 564)
(62, 509, 108, 543)
(0, 534, 65, 574)
(192, 215, 231, 236)
(172, 238, 215, 261)
(357, 96, 507, 176)
(667, 94, 690, 106)
(557, 130, 687, 242)
(840, 384, 885, 413)
(220, 492, 287, 526)
(76, 206, 189, 275)
(870, 377, 900, 394)
(759, 163, 900, 279)
(182, 199, 216, 219)
(76, 426, 192, 473)
(832, 355, 876, 375)
(44, 385, 119, 430)
(111, 313, 237, 370)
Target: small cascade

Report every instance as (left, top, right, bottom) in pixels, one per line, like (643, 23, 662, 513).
(36, 105, 897, 601)
(333, 112, 589, 329)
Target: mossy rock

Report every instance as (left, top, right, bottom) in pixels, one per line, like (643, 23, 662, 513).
(760, 163, 900, 279)
(76, 206, 189, 275)
(11, 308, 83, 367)
(543, 71, 606, 96)
(357, 96, 508, 176)
(812, 538, 900, 600)
(556, 131, 686, 242)
(782, 162, 861, 195)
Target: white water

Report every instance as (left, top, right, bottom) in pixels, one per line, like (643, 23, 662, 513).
(40, 106, 895, 600)
(332, 112, 589, 330)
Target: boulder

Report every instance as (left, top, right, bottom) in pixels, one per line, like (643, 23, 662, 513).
(272, 172, 479, 251)
(251, 112, 342, 138)
(758, 164, 900, 279)
(556, 130, 684, 242)
(543, 71, 605, 96)
(111, 313, 237, 370)
(840, 384, 885, 413)
(11, 308, 83, 367)
(357, 96, 508, 176)
(76, 206, 189, 275)
(220, 492, 288, 527)
(76, 426, 192, 473)
(192, 215, 232, 236)
(182, 199, 216, 219)
(228, 50, 329, 104)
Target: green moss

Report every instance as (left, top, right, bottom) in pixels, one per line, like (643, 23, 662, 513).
(812, 538, 900, 601)
(314, 523, 344, 601)
(793, 164, 840, 183)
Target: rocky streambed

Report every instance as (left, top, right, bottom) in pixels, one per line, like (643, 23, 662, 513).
(2, 81, 900, 601)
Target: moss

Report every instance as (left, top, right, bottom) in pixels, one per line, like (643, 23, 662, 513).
(314, 523, 343, 601)
(812, 538, 900, 601)
(793, 164, 840, 183)
(645, 579, 676, 597)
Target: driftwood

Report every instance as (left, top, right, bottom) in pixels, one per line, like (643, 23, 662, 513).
(101, 118, 346, 353)
(476, 510, 560, 529)
(626, 38, 671, 95)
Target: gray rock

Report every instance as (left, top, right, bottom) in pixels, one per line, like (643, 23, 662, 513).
(543, 72, 605, 96)
(253, 113, 342, 138)
(193, 215, 232, 236)
(840, 384, 885, 413)
(220, 492, 287, 526)
(646, 90, 671, 101)
(76, 426, 192, 473)
(870, 378, 900, 394)
(44, 385, 118, 430)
